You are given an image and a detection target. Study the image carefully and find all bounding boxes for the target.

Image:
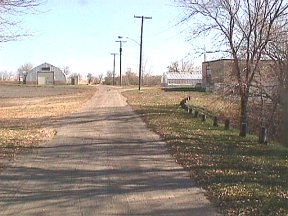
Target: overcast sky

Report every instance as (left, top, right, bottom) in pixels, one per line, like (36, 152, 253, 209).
(0, 0, 206, 76)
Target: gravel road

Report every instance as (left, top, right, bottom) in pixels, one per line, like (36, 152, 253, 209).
(0, 85, 219, 216)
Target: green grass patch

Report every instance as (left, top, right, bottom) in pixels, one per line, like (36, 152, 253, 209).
(123, 87, 288, 216)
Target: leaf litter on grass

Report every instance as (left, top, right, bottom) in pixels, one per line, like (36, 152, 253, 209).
(123, 87, 288, 216)
(0, 85, 96, 170)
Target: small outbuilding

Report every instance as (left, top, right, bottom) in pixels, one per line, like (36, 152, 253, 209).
(26, 62, 67, 85)
(68, 75, 79, 85)
(161, 72, 202, 87)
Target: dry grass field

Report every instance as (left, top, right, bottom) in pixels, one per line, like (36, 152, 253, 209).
(0, 84, 96, 171)
(123, 87, 288, 216)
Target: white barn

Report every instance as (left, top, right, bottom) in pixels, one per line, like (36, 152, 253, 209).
(26, 63, 67, 85)
(161, 72, 202, 87)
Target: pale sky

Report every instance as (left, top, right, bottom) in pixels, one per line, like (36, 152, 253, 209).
(0, 0, 206, 77)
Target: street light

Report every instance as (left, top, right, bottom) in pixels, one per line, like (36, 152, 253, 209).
(116, 36, 126, 86)
(119, 36, 140, 46)
(110, 53, 118, 86)
(118, 35, 144, 86)
(118, 35, 146, 89)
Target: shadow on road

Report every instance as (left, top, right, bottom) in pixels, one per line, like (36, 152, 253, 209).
(0, 87, 218, 216)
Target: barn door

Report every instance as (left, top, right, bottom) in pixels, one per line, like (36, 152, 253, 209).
(38, 72, 54, 85)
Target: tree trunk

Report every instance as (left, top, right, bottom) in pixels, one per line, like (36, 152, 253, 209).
(239, 92, 249, 136)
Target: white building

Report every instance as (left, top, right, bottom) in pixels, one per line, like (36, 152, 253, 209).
(161, 72, 202, 87)
(26, 63, 67, 85)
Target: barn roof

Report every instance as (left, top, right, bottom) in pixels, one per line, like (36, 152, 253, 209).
(164, 72, 202, 80)
(28, 62, 63, 73)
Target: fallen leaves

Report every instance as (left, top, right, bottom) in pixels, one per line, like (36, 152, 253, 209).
(123, 87, 288, 216)
(0, 85, 96, 167)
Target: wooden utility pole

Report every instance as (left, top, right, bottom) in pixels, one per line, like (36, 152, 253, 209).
(134, 15, 152, 91)
(116, 37, 126, 86)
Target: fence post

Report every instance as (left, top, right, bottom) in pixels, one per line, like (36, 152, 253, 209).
(201, 114, 207, 122)
(240, 122, 247, 137)
(224, 119, 230, 130)
(213, 117, 218, 127)
(194, 110, 199, 118)
(259, 127, 267, 144)
(180, 100, 184, 108)
(180, 99, 187, 110)
(184, 103, 188, 111)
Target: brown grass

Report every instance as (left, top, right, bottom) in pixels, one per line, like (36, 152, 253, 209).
(0, 85, 96, 169)
(123, 87, 288, 216)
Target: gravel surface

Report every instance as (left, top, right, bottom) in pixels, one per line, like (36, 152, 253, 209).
(0, 85, 219, 216)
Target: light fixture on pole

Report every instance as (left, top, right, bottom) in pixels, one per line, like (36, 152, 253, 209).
(116, 36, 126, 86)
(119, 36, 140, 46)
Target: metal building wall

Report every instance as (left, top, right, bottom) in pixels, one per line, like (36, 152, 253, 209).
(161, 72, 202, 87)
(26, 62, 67, 85)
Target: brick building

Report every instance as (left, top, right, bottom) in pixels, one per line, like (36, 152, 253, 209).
(202, 59, 277, 95)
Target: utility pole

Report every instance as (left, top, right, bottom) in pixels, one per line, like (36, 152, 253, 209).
(116, 37, 126, 86)
(110, 53, 118, 86)
(134, 15, 152, 91)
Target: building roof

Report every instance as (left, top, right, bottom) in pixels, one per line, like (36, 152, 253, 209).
(163, 72, 202, 80)
(203, 58, 234, 64)
(29, 62, 61, 72)
(28, 62, 66, 77)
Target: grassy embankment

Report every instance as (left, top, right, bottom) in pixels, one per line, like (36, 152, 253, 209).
(0, 85, 96, 168)
(123, 87, 288, 216)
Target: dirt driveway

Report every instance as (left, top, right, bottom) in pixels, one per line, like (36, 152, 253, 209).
(0, 85, 218, 215)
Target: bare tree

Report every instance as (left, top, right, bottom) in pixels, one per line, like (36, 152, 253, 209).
(97, 73, 103, 84)
(122, 71, 138, 86)
(168, 60, 193, 72)
(168, 61, 180, 72)
(104, 71, 113, 85)
(0, 70, 14, 81)
(177, 0, 288, 135)
(0, 0, 43, 42)
(18, 63, 33, 84)
(87, 73, 93, 84)
(143, 73, 161, 86)
(62, 66, 70, 76)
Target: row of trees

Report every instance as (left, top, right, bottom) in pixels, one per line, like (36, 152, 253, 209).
(87, 73, 103, 84)
(0, 64, 34, 82)
(0, 71, 15, 81)
(167, 60, 194, 73)
(103, 70, 161, 86)
(177, 0, 288, 145)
